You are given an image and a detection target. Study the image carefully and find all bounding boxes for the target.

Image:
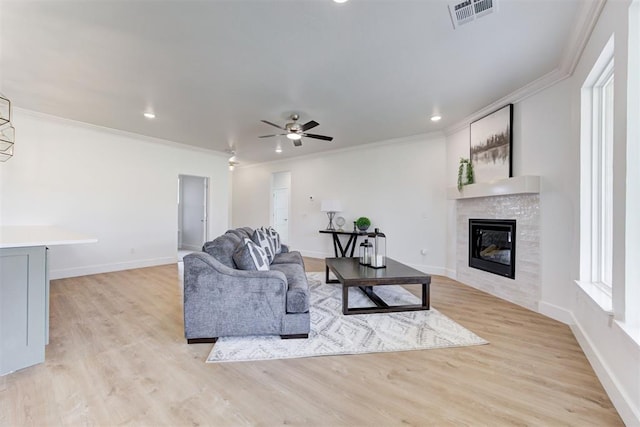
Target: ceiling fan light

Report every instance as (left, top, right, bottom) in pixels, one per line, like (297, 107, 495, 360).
(287, 133, 302, 141)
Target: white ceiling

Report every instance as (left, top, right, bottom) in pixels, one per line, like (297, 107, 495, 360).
(0, 0, 594, 165)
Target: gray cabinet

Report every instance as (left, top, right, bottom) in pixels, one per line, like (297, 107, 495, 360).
(0, 246, 48, 376)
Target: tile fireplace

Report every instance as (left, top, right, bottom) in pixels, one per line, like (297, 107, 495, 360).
(455, 194, 540, 310)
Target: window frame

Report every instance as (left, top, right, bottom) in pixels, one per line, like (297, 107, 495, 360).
(577, 36, 615, 312)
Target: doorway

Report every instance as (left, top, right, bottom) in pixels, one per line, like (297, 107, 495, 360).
(271, 172, 291, 244)
(178, 175, 209, 251)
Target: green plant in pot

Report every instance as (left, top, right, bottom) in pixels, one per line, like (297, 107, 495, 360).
(457, 158, 475, 191)
(356, 216, 371, 232)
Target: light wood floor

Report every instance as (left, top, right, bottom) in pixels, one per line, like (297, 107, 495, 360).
(0, 257, 623, 426)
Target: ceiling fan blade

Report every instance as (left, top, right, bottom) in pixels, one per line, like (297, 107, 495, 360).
(258, 134, 287, 138)
(261, 120, 286, 130)
(293, 139, 303, 147)
(301, 120, 319, 132)
(302, 133, 333, 141)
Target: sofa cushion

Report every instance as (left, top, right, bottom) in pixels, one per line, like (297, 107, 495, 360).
(271, 250, 304, 266)
(237, 227, 254, 238)
(202, 233, 242, 268)
(224, 229, 245, 239)
(269, 263, 309, 313)
(251, 229, 275, 263)
(233, 238, 270, 271)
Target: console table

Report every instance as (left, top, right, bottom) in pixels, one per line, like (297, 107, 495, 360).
(0, 226, 97, 376)
(319, 230, 368, 257)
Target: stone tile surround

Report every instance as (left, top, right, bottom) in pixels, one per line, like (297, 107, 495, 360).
(456, 194, 540, 311)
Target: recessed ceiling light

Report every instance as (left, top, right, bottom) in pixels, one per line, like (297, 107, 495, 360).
(333, 0, 349, 3)
(143, 112, 155, 119)
(430, 115, 442, 122)
(275, 146, 282, 153)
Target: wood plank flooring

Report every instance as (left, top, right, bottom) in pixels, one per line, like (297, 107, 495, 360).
(0, 257, 623, 426)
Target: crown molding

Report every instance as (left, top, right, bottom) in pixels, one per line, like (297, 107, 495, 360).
(237, 130, 445, 170)
(13, 107, 229, 159)
(444, 67, 569, 136)
(444, 0, 606, 137)
(560, 0, 607, 76)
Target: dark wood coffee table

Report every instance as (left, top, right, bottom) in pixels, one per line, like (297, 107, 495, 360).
(325, 257, 431, 315)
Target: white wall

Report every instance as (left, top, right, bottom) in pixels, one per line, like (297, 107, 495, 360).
(444, 1, 639, 423)
(232, 134, 448, 275)
(517, 78, 577, 315)
(444, 128, 468, 277)
(568, 1, 639, 424)
(0, 109, 230, 278)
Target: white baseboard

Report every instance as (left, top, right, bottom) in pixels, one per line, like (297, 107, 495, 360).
(406, 263, 447, 277)
(571, 318, 640, 427)
(299, 249, 330, 259)
(445, 268, 457, 280)
(49, 256, 177, 279)
(538, 301, 575, 325)
(180, 244, 201, 251)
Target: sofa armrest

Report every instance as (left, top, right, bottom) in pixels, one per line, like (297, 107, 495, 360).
(183, 252, 289, 338)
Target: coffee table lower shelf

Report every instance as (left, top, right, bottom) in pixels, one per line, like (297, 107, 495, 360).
(342, 284, 429, 315)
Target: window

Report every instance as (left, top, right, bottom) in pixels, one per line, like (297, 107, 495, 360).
(593, 63, 614, 291)
(578, 36, 615, 311)
(624, 0, 640, 330)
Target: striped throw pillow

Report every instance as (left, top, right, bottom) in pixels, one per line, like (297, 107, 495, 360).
(260, 226, 282, 255)
(251, 229, 275, 263)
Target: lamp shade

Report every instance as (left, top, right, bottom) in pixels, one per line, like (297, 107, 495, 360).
(320, 199, 342, 212)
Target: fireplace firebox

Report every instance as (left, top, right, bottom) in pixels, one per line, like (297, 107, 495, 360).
(469, 219, 516, 279)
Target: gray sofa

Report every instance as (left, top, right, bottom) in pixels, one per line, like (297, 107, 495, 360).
(183, 227, 310, 344)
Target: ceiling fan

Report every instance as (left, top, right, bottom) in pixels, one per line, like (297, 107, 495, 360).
(259, 114, 333, 147)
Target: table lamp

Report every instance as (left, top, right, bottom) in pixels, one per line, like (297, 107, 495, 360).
(321, 200, 342, 231)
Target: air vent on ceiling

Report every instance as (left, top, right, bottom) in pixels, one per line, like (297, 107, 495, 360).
(448, 0, 498, 29)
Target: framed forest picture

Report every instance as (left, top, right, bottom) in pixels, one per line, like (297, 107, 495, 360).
(470, 104, 513, 183)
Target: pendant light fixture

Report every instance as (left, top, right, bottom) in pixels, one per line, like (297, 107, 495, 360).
(0, 94, 14, 162)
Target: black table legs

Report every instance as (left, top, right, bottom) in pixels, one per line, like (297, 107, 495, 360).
(331, 233, 358, 257)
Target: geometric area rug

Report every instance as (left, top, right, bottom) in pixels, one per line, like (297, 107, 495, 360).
(207, 272, 488, 363)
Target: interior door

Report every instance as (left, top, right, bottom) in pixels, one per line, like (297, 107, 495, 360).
(273, 188, 289, 244)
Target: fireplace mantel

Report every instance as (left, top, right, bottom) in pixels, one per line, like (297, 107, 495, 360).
(447, 175, 540, 200)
